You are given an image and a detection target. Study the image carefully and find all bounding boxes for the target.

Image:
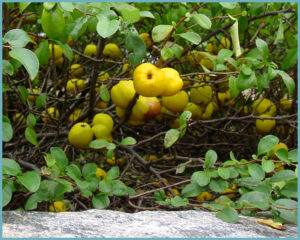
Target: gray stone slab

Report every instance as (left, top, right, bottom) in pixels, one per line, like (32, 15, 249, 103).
(2, 210, 298, 238)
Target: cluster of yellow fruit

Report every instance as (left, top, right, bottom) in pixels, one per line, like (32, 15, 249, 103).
(111, 63, 185, 126)
(49, 44, 64, 67)
(83, 43, 120, 60)
(253, 98, 277, 135)
(184, 37, 230, 70)
(68, 113, 114, 149)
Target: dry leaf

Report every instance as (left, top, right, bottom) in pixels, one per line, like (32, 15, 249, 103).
(255, 218, 286, 230)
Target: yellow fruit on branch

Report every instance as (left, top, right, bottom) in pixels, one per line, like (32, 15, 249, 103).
(255, 114, 276, 134)
(68, 122, 93, 149)
(190, 83, 213, 106)
(184, 102, 203, 120)
(139, 32, 152, 49)
(111, 80, 136, 109)
(201, 102, 214, 120)
(28, 88, 40, 103)
(162, 90, 189, 113)
(83, 44, 97, 57)
(121, 63, 134, 77)
(91, 124, 112, 141)
(218, 37, 231, 51)
(279, 98, 292, 111)
(131, 96, 161, 121)
(133, 63, 166, 97)
(66, 79, 86, 93)
(252, 98, 276, 116)
(70, 64, 84, 78)
(215, 90, 235, 107)
(160, 68, 183, 96)
(49, 201, 67, 212)
(167, 188, 180, 198)
(12, 113, 26, 126)
(68, 109, 88, 123)
(92, 113, 114, 132)
(96, 167, 106, 179)
(197, 191, 213, 201)
(42, 107, 60, 124)
(97, 71, 110, 82)
(49, 44, 63, 60)
(103, 43, 120, 60)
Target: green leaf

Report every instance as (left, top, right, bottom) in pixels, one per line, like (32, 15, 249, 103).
(239, 191, 269, 210)
(152, 25, 173, 42)
(43, 2, 56, 10)
(26, 113, 36, 127)
(111, 180, 127, 196)
(192, 13, 212, 29)
(3, 158, 22, 176)
(41, 5, 66, 40)
(60, 2, 75, 12)
(35, 93, 47, 110)
(2, 122, 13, 142)
(288, 149, 298, 162)
(274, 199, 298, 224)
(56, 42, 73, 62)
(3, 29, 34, 48)
(217, 49, 233, 64)
(9, 47, 39, 80)
(256, 72, 269, 93)
(239, 177, 261, 187)
(25, 193, 43, 210)
(3, 60, 14, 76)
(19, 2, 31, 13)
(50, 147, 68, 171)
(261, 159, 275, 173)
(3, 115, 11, 124)
(237, 69, 256, 91)
(120, 137, 136, 146)
(17, 171, 41, 192)
(89, 139, 108, 149)
(68, 16, 88, 42)
(82, 163, 97, 179)
(218, 167, 231, 180)
(257, 135, 279, 156)
(92, 193, 110, 209)
(270, 170, 296, 183)
(2, 183, 13, 207)
(280, 180, 298, 198)
(229, 76, 240, 98)
(248, 163, 265, 180)
(275, 148, 289, 162)
(106, 166, 119, 179)
(204, 150, 218, 169)
(219, 2, 237, 9)
(216, 206, 239, 223)
(127, 186, 136, 197)
(181, 183, 202, 198)
(178, 32, 201, 45)
(176, 164, 186, 174)
(276, 70, 295, 96)
(274, 18, 284, 45)
(125, 32, 146, 66)
(191, 171, 211, 187)
(161, 47, 174, 61)
(164, 129, 180, 148)
(121, 8, 140, 24)
(17, 86, 29, 102)
(170, 196, 189, 207)
(96, 11, 120, 38)
(99, 178, 113, 194)
(66, 164, 81, 180)
(209, 179, 228, 193)
(281, 48, 297, 70)
(25, 127, 39, 147)
(140, 11, 155, 19)
(255, 38, 268, 60)
(99, 85, 110, 102)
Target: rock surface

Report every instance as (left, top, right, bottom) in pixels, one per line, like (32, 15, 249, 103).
(2, 210, 297, 238)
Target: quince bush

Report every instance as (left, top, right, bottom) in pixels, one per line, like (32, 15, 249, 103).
(2, 2, 297, 225)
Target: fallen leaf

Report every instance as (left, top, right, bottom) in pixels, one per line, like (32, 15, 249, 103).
(255, 218, 286, 230)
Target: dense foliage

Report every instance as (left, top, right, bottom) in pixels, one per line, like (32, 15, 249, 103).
(2, 2, 298, 225)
